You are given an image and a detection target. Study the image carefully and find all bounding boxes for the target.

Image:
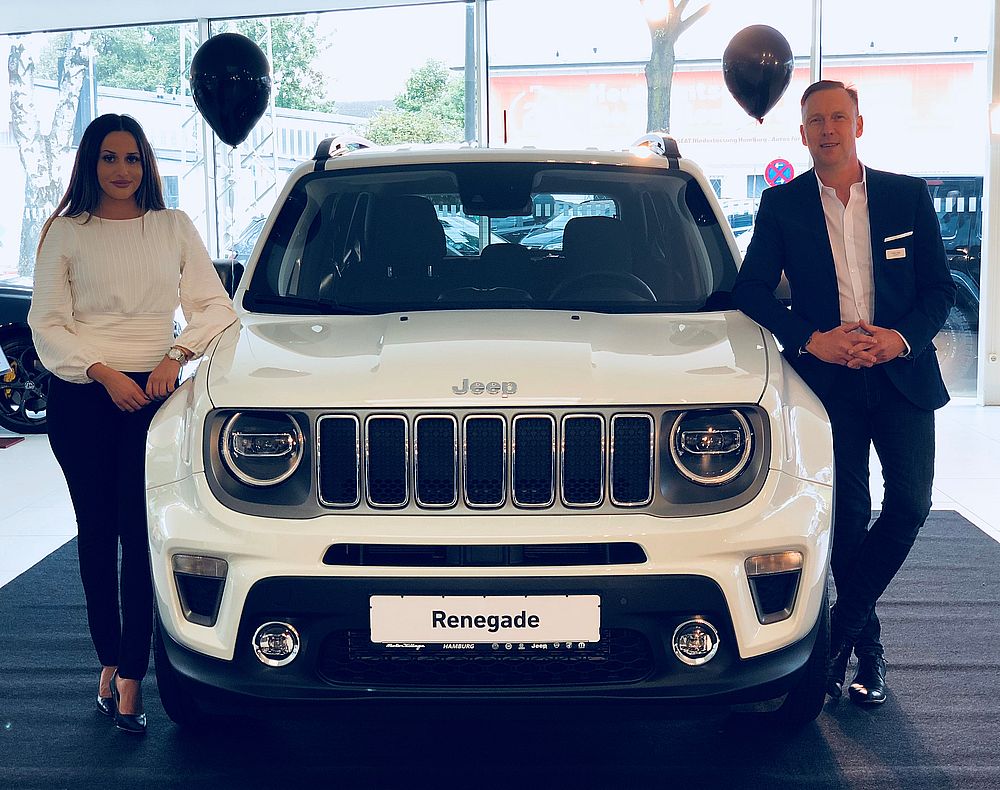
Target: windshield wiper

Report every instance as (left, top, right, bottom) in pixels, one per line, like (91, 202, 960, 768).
(244, 294, 373, 315)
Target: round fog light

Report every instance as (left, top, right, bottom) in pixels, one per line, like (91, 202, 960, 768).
(672, 618, 720, 666)
(252, 621, 300, 667)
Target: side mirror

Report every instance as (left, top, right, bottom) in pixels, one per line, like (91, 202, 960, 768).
(212, 259, 245, 298)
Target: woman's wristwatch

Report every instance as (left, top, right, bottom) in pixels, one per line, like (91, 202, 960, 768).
(166, 346, 188, 363)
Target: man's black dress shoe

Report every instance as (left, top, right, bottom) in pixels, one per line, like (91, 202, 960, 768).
(826, 637, 853, 698)
(849, 655, 887, 705)
(110, 671, 147, 735)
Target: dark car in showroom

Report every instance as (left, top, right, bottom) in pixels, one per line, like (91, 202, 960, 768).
(0, 275, 48, 434)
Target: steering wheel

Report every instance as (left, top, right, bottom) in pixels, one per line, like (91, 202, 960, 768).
(549, 271, 657, 302)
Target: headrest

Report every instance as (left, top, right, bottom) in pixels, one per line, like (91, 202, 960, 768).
(368, 195, 446, 277)
(479, 242, 531, 269)
(562, 215, 632, 274)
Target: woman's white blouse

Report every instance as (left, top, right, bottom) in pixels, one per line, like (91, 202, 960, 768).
(28, 209, 238, 384)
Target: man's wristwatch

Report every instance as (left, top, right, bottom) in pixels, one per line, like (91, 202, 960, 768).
(166, 346, 187, 363)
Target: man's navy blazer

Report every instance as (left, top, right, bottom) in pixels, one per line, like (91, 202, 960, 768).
(732, 167, 957, 411)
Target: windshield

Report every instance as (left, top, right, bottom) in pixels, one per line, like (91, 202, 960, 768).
(243, 162, 737, 315)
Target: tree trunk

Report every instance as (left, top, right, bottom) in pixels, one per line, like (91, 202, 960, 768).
(643, 1, 710, 134)
(645, 29, 677, 132)
(8, 32, 91, 276)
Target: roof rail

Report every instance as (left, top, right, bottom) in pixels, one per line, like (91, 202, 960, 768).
(630, 133, 681, 160)
(313, 135, 376, 169)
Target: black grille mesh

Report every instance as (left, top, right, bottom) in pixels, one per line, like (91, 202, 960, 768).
(464, 417, 505, 506)
(562, 416, 604, 506)
(367, 417, 408, 506)
(318, 417, 360, 506)
(611, 415, 653, 505)
(318, 628, 653, 687)
(513, 416, 554, 506)
(415, 417, 457, 506)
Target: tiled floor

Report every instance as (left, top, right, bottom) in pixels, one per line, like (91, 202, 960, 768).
(2, 397, 999, 589)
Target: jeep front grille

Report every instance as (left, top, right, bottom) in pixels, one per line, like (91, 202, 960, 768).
(317, 411, 654, 511)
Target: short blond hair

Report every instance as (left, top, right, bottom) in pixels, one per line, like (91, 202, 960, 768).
(800, 80, 859, 113)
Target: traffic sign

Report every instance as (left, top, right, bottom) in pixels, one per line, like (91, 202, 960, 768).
(764, 158, 795, 186)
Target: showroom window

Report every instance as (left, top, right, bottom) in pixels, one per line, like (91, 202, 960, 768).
(821, 0, 990, 396)
(485, 0, 812, 240)
(0, 22, 207, 279)
(208, 4, 473, 262)
(0, 0, 993, 394)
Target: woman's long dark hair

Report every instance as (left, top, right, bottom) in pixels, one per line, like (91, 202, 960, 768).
(38, 113, 166, 249)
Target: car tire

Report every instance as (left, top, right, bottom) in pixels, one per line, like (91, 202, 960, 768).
(0, 326, 50, 434)
(758, 590, 830, 728)
(154, 617, 211, 729)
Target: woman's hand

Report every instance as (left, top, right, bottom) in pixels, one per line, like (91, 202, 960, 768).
(87, 363, 152, 412)
(146, 357, 183, 400)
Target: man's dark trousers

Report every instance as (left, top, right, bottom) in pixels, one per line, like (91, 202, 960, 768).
(824, 363, 935, 656)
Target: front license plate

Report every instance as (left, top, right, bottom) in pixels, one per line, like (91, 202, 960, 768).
(369, 595, 601, 644)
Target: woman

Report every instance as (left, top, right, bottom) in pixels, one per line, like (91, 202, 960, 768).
(28, 113, 237, 734)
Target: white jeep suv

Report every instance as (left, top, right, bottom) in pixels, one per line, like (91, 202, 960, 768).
(146, 135, 833, 728)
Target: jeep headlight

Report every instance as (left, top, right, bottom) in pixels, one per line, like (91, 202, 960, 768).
(669, 409, 753, 486)
(220, 411, 304, 487)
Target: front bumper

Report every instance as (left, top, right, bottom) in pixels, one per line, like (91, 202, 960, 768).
(148, 469, 832, 666)
(158, 573, 824, 709)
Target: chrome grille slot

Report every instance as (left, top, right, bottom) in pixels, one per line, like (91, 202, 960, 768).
(317, 415, 360, 507)
(610, 414, 654, 506)
(414, 415, 457, 507)
(512, 415, 555, 507)
(464, 415, 506, 507)
(365, 415, 408, 507)
(561, 415, 605, 507)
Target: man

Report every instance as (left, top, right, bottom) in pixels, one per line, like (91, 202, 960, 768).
(732, 80, 956, 706)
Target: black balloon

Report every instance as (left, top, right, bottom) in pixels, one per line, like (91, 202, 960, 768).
(190, 33, 271, 147)
(723, 25, 793, 123)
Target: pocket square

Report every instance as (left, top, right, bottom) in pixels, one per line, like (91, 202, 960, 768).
(884, 230, 913, 242)
(885, 248, 907, 260)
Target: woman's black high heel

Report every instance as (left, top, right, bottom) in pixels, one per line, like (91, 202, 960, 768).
(97, 668, 114, 717)
(110, 670, 147, 735)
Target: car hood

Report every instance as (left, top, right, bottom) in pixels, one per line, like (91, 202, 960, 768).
(206, 310, 769, 408)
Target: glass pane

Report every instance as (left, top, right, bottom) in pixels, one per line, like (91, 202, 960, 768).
(209, 5, 471, 267)
(242, 161, 736, 314)
(1, 23, 206, 280)
(822, 0, 990, 396)
(487, 0, 811, 243)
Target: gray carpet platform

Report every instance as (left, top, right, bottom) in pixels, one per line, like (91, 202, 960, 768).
(1, 510, 998, 789)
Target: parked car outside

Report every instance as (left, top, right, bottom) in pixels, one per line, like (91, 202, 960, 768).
(437, 214, 506, 255)
(229, 211, 510, 262)
(223, 215, 267, 264)
(520, 198, 617, 249)
(146, 136, 834, 732)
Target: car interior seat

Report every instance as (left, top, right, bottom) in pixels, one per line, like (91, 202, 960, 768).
(550, 216, 655, 301)
(363, 194, 446, 303)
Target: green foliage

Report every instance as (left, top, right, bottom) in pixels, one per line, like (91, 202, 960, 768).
(35, 18, 334, 112)
(367, 59, 467, 145)
(395, 60, 450, 113)
(93, 27, 182, 93)
(237, 17, 334, 112)
(366, 108, 463, 146)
